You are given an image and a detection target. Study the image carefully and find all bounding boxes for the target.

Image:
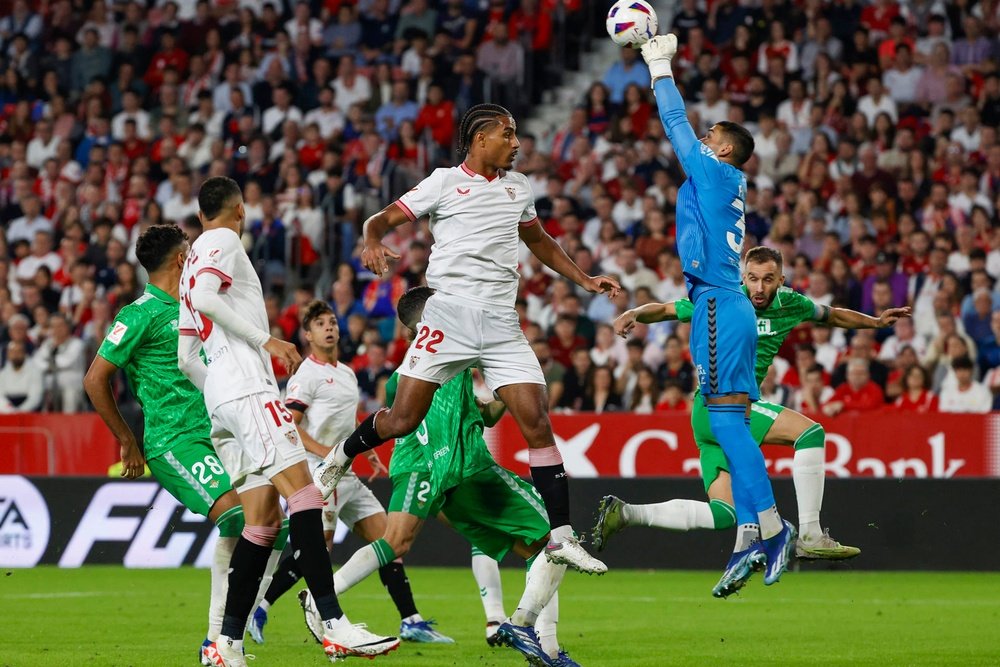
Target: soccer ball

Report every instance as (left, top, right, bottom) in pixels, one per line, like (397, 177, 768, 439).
(606, 0, 658, 48)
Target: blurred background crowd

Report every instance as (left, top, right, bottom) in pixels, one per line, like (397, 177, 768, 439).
(0, 0, 998, 421)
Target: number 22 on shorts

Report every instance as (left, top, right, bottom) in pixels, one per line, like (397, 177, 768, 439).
(414, 326, 444, 353)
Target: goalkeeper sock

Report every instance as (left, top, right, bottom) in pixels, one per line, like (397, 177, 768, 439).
(536, 592, 559, 660)
(471, 547, 506, 624)
(708, 404, 778, 529)
(379, 560, 419, 620)
(735, 523, 760, 551)
(263, 554, 302, 607)
(512, 553, 565, 627)
(793, 425, 826, 542)
(335, 538, 397, 595)
(529, 446, 571, 532)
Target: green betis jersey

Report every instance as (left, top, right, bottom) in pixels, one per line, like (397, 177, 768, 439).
(98, 284, 212, 459)
(386, 370, 494, 494)
(675, 286, 821, 387)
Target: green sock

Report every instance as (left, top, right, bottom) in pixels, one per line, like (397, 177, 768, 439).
(371, 538, 397, 567)
(709, 499, 736, 530)
(215, 506, 245, 538)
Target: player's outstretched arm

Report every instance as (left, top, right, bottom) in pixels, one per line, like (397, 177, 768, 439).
(177, 332, 208, 391)
(824, 305, 911, 329)
(289, 408, 335, 458)
(613, 301, 681, 338)
(83, 355, 145, 479)
(189, 271, 302, 371)
(519, 221, 621, 297)
(361, 202, 410, 275)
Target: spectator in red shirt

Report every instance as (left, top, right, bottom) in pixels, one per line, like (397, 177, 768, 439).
(822, 358, 886, 416)
(414, 84, 454, 150)
(548, 313, 587, 369)
(144, 29, 189, 92)
(893, 364, 938, 412)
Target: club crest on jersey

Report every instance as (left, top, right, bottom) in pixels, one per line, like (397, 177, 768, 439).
(505, 187, 516, 200)
(285, 430, 298, 446)
(409, 355, 419, 369)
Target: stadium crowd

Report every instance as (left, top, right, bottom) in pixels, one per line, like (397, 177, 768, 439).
(0, 0, 998, 419)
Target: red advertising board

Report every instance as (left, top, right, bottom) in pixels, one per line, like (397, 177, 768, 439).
(0, 414, 118, 475)
(484, 412, 1000, 478)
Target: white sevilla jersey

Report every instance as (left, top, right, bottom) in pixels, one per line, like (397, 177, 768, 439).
(284, 354, 360, 450)
(179, 227, 276, 413)
(394, 164, 538, 309)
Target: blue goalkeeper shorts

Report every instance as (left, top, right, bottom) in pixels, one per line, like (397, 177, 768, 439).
(689, 286, 759, 403)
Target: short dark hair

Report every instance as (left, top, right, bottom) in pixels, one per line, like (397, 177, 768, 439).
(744, 246, 783, 270)
(198, 176, 242, 220)
(952, 355, 974, 371)
(397, 286, 435, 331)
(135, 224, 187, 272)
(716, 120, 755, 165)
(301, 299, 334, 331)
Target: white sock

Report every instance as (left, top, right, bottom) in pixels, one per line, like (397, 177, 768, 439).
(734, 523, 760, 551)
(332, 441, 352, 466)
(471, 552, 506, 624)
(622, 500, 715, 531)
(548, 524, 573, 542)
(258, 599, 271, 613)
(757, 506, 783, 540)
(793, 446, 825, 542)
(219, 635, 243, 653)
(536, 592, 559, 659)
(209, 536, 237, 641)
(245, 546, 283, 636)
(511, 555, 566, 627)
(333, 544, 381, 595)
(324, 612, 352, 631)
(402, 613, 423, 624)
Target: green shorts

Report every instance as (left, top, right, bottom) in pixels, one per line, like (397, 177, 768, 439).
(147, 439, 234, 517)
(389, 466, 550, 562)
(691, 398, 786, 493)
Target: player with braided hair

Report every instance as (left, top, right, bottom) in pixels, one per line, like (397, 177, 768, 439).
(314, 104, 621, 585)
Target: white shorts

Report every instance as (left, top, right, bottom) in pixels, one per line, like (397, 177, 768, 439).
(321, 473, 384, 532)
(210, 391, 307, 490)
(397, 292, 545, 392)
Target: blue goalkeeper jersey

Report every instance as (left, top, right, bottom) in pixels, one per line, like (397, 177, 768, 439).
(653, 77, 747, 298)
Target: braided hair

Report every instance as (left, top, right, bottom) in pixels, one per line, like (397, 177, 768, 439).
(456, 103, 512, 155)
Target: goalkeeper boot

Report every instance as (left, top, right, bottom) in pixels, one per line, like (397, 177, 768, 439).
(399, 618, 455, 643)
(763, 520, 797, 585)
(298, 589, 324, 644)
(712, 542, 766, 598)
(313, 441, 353, 499)
(322, 619, 400, 660)
(795, 529, 861, 560)
(552, 648, 582, 666)
(592, 495, 625, 552)
(544, 535, 607, 575)
(248, 606, 267, 644)
(496, 620, 554, 666)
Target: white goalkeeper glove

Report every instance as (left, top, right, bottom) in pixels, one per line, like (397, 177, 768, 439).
(640, 34, 677, 81)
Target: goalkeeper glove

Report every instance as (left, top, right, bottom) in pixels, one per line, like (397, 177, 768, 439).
(640, 34, 677, 81)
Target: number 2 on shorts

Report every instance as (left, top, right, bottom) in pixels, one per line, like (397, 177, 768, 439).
(414, 326, 444, 354)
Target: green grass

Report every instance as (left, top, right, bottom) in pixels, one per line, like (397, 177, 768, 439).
(2, 567, 1000, 666)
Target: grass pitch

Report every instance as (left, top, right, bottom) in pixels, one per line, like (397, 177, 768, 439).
(2, 566, 999, 666)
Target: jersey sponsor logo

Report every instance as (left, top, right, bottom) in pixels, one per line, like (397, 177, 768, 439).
(757, 319, 773, 336)
(505, 187, 516, 200)
(456, 187, 471, 195)
(325, 377, 335, 384)
(207, 248, 222, 262)
(106, 322, 128, 345)
(0, 476, 50, 567)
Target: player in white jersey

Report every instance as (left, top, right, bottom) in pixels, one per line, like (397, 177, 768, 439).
(176, 177, 398, 666)
(315, 104, 620, 576)
(248, 300, 454, 646)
